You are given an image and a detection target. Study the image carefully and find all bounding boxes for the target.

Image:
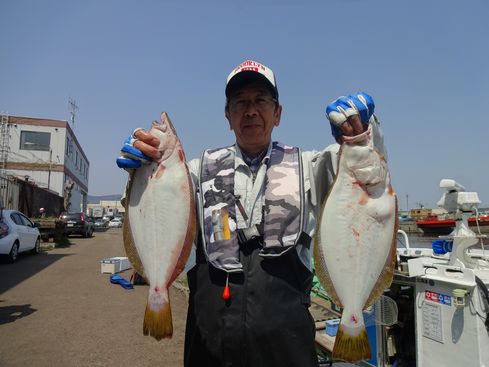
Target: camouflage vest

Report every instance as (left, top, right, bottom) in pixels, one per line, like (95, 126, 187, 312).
(199, 142, 305, 272)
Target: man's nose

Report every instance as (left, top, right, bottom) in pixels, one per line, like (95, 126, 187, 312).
(244, 101, 259, 116)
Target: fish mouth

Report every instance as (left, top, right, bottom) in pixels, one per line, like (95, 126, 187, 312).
(152, 112, 178, 136)
(343, 124, 372, 144)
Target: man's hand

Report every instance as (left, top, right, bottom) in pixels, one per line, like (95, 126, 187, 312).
(326, 92, 375, 143)
(116, 128, 161, 169)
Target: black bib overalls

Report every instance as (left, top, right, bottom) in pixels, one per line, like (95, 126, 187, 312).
(184, 235, 319, 367)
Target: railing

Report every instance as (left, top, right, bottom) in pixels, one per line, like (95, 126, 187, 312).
(0, 173, 20, 209)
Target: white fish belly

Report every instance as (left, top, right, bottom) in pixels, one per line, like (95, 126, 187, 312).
(317, 141, 396, 317)
(320, 174, 395, 311)
(128, 162, 191, 289)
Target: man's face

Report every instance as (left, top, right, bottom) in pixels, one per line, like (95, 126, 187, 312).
(226, 82, 282, 156)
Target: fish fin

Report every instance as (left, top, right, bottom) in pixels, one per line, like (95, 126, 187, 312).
(123, 209, 147, 280)
(313, 231, 342, 308)
(335, 145, 343, 177)
(122, 172, 147, 279)
(364, 195, 398, 309)
(143, 296, 173, 340)
(333, 324, 371, 363)
(313, 147, 345, 307)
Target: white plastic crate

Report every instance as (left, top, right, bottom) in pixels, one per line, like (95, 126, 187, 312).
(100, 257, 131, 274)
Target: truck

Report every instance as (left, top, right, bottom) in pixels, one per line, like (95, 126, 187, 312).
(32, 217, 65, 242)
(91, 206, 104, 218)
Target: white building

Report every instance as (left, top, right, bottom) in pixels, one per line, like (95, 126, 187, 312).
(1, 114, 90, 213)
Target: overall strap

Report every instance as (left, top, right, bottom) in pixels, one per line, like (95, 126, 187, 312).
(261, 142, 306, 257)
(200, 146, 242, 272)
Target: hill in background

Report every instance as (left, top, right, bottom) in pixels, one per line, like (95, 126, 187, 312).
(88, 194, 122, 204)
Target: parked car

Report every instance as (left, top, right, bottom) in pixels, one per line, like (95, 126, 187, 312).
(59, 212, 94, 238)
(108, 218, 123, 228)
(103, 215, 113, 222)
(93, 218, 109, 231)
(0, 209, 41, 263)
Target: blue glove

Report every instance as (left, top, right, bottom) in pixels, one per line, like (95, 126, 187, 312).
(116, 130, 152, 169)
(326, 92, 375, 139)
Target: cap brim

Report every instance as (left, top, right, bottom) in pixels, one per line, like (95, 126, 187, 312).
(225, 71, 277, 99)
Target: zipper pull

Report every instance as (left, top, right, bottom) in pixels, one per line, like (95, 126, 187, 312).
(222, 273, 231, 300)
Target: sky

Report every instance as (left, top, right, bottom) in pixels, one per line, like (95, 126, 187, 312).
(1, 0, 488, 210)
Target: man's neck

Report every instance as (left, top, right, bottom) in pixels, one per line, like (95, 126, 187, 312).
(237, 144, 269, 159)
(238, 144, 269, 173)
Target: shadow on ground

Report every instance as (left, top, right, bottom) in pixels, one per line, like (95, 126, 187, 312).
(0, 301, 37, 324)
(0, 252, 70, 294)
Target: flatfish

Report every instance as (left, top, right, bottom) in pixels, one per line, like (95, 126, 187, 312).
(314, 125, 397, 362)
(123, 112, 196, 340)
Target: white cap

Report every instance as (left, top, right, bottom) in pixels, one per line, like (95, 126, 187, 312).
(225, 59, 278, 99)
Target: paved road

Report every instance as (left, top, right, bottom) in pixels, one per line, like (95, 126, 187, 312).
(0, 229, 187, 367)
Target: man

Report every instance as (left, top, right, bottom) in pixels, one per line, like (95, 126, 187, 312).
(117, 59, 383, 367)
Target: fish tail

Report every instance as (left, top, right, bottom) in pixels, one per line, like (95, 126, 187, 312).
(143, 294, 173, 340)
(333, 322, 371, 363)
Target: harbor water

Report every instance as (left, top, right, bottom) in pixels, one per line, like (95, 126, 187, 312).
(401, 233, 438, 249)
(401, 232, 488, 250)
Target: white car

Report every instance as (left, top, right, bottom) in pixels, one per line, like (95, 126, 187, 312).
(0, 209, 41, 263)
(108, 218, 123, 228)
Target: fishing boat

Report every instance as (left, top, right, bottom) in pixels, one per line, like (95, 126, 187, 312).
(416, 214, 489, 235)
(313, 179, 489, 366)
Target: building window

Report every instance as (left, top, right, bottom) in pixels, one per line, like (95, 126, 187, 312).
(20, 131, 51, 151)
(66, 139, 73, 158)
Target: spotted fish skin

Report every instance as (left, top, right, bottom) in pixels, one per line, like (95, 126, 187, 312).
(123, 112, 196, 340)
(314, 125, 397, 363)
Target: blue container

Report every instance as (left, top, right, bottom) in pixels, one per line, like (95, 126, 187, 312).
(325, 319, 340, 337)
(432, 239, 453, 255)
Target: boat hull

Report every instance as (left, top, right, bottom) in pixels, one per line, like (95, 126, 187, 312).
(416, 216, 489, 235)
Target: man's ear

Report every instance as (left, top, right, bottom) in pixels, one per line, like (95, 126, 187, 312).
(273, 104, 282, 127)
(225, 110, 232, 130)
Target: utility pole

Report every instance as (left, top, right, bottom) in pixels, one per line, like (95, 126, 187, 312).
(406, 194, 409, 212)
(47, 149, 52, 191)
(68, 97, 78, 130)
(0, 112, 11, 176)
